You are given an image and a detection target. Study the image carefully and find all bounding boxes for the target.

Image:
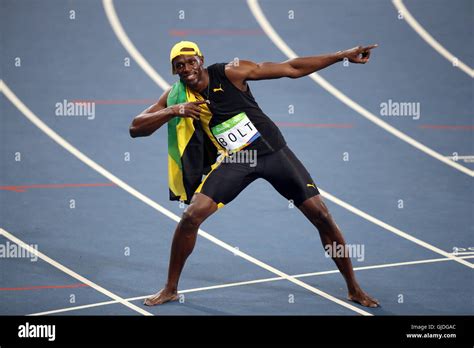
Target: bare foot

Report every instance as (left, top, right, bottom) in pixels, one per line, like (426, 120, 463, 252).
(348, 289, 380, 308)
(143, 288, 178, 306)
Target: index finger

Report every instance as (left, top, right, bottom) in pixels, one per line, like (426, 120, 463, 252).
(192, 100, 209, 105)
(363, 44, 378, 51)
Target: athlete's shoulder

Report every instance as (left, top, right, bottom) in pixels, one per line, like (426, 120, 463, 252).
(223, 60, 259, 81)
(207, 62, 227, 73)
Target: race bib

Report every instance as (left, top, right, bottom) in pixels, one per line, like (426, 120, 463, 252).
(211, 112, 260, 152)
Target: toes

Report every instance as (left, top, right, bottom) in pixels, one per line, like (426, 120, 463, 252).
(144, 298, 157, 306)
(365, 298, 379, 308)
(362, 300, 373, 307)
(348, 293, 380, 308)
(144, 296, 159, 306)
(143, 292, 178, 307)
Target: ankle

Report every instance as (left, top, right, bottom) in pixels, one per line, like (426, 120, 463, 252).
(347, 283, 361, 294)
(165, 284, 178, 293)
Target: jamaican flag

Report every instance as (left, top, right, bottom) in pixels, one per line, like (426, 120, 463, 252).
(167, 81, 224, 204)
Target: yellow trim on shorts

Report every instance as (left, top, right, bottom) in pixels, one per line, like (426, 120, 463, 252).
(194, 156, 225, 194)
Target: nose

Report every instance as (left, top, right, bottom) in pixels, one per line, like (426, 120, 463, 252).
(183, 62, 193, 74)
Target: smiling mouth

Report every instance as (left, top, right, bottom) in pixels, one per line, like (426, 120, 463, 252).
(184, 73, 196, 80)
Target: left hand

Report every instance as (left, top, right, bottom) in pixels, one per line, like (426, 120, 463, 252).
(343, 44, 378, 64)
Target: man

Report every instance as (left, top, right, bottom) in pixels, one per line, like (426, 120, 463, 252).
(130, 41, 379, 308)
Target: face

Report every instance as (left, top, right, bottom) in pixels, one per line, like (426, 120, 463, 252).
(173, 55, 205, 87)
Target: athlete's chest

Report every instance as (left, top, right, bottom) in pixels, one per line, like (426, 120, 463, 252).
(203, 72, 260, 152)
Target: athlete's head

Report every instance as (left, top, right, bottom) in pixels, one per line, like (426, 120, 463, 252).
(170, 41, 205, 87)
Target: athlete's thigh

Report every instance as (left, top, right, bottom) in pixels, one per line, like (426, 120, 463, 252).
(261, 146, 319, 207)
(195, 161, 258, 207)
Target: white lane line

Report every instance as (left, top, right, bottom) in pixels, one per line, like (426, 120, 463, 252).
(29, 255, 474, 316)
(103, 0, 170, 91)
(102, 0, 473, 270)
(320, 190, 473, 269)
(246, 0, 473, 177)
(0, 227, 153, 316)
(1, 80, 371, 316)
(393, 0, 474, 78)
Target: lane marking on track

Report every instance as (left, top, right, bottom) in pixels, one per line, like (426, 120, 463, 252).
(419, 124, 474, 130)
(319, 190, 474, 269)
(275, 122, 354, 128)
(0, 283, 88, 291)
(73, 99, 157, 104)
(393, 0, 474, 78)
(246, 0, 473, 177)
(29, 255, 474, 316)
(0, 227, 153, 316)
(0, 183, 116, 192)
(169, 28, 264, 36)
(102, 0, 473, 270)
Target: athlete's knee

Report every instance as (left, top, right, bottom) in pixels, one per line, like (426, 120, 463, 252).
(180, 196, 216, 229)
(301, 196, 332, 227)
(181, 209, 204, 229)
(313, 205, 332, 227)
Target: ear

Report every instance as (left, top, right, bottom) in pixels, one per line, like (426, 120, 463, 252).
(171, 58, 177, 75)
(200, 56, 205, 65)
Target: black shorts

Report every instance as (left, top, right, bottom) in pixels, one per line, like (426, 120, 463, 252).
(195, 145, 319, 208)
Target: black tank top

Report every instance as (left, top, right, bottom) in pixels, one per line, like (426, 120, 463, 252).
(199, 63, 286, 156)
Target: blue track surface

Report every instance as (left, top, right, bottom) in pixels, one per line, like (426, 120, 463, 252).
(1, 0, 472, 316)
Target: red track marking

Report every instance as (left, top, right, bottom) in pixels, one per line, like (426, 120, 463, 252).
(170, 29, 264, 36)
(72, 99, 156, 105)
(275, 122, 354, 128)
(419, 125, 474, 130)
(0, 183, 116, 192)
(0, 283, 89, 291)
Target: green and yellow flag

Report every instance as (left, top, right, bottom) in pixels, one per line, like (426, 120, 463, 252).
(167, 81, 224, 204)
